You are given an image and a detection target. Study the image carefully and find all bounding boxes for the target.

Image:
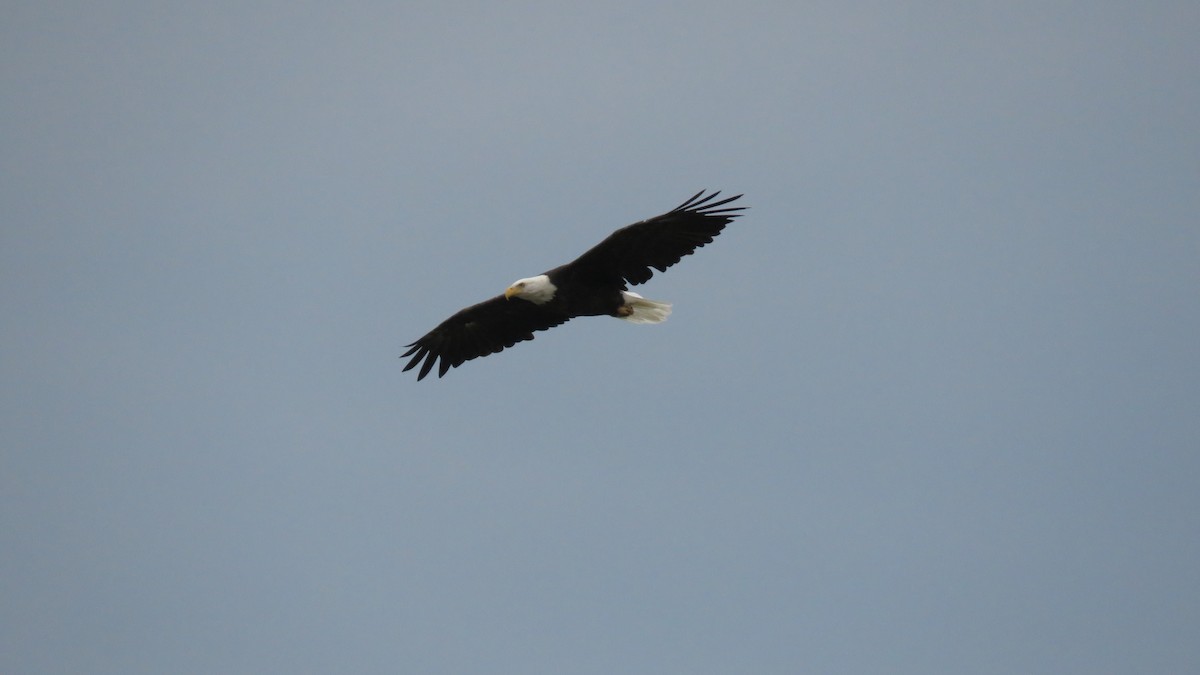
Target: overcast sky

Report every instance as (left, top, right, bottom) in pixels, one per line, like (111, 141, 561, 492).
(3, 2, 1198, 673)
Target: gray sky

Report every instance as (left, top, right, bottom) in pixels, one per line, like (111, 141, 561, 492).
(3, 2, 1198, 673)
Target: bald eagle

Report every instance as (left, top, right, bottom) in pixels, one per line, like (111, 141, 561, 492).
(402, 190, 745, 380)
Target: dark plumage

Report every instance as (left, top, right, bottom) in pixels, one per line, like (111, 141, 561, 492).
(402, 190, 745, 380)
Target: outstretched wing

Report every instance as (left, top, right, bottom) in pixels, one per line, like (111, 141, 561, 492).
(566, 190, 745, 286)
(402, 296, 570, 380)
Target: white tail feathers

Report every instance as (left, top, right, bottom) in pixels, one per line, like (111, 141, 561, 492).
(618, 291, 672, 324)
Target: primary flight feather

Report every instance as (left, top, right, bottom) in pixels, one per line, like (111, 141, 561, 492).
(402, 190, 745, 380)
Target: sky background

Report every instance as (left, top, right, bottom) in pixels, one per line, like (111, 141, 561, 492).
(3, 2, 1198, 673)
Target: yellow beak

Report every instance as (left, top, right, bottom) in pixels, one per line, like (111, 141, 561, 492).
(504, 286, 519, 300)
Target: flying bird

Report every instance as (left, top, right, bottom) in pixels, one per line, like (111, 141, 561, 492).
(402, 190, 745, 380)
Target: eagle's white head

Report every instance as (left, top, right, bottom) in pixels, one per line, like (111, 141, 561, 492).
(504, 274, 557, 305)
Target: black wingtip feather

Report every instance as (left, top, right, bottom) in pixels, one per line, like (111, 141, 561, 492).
(417, 350, 438, 380)
(690, 188, 713, 204)
(672, 189, 714, 212)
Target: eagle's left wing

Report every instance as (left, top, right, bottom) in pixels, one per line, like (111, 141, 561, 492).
(566, 190, 745, 286)
(402, 295, 570, 380)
